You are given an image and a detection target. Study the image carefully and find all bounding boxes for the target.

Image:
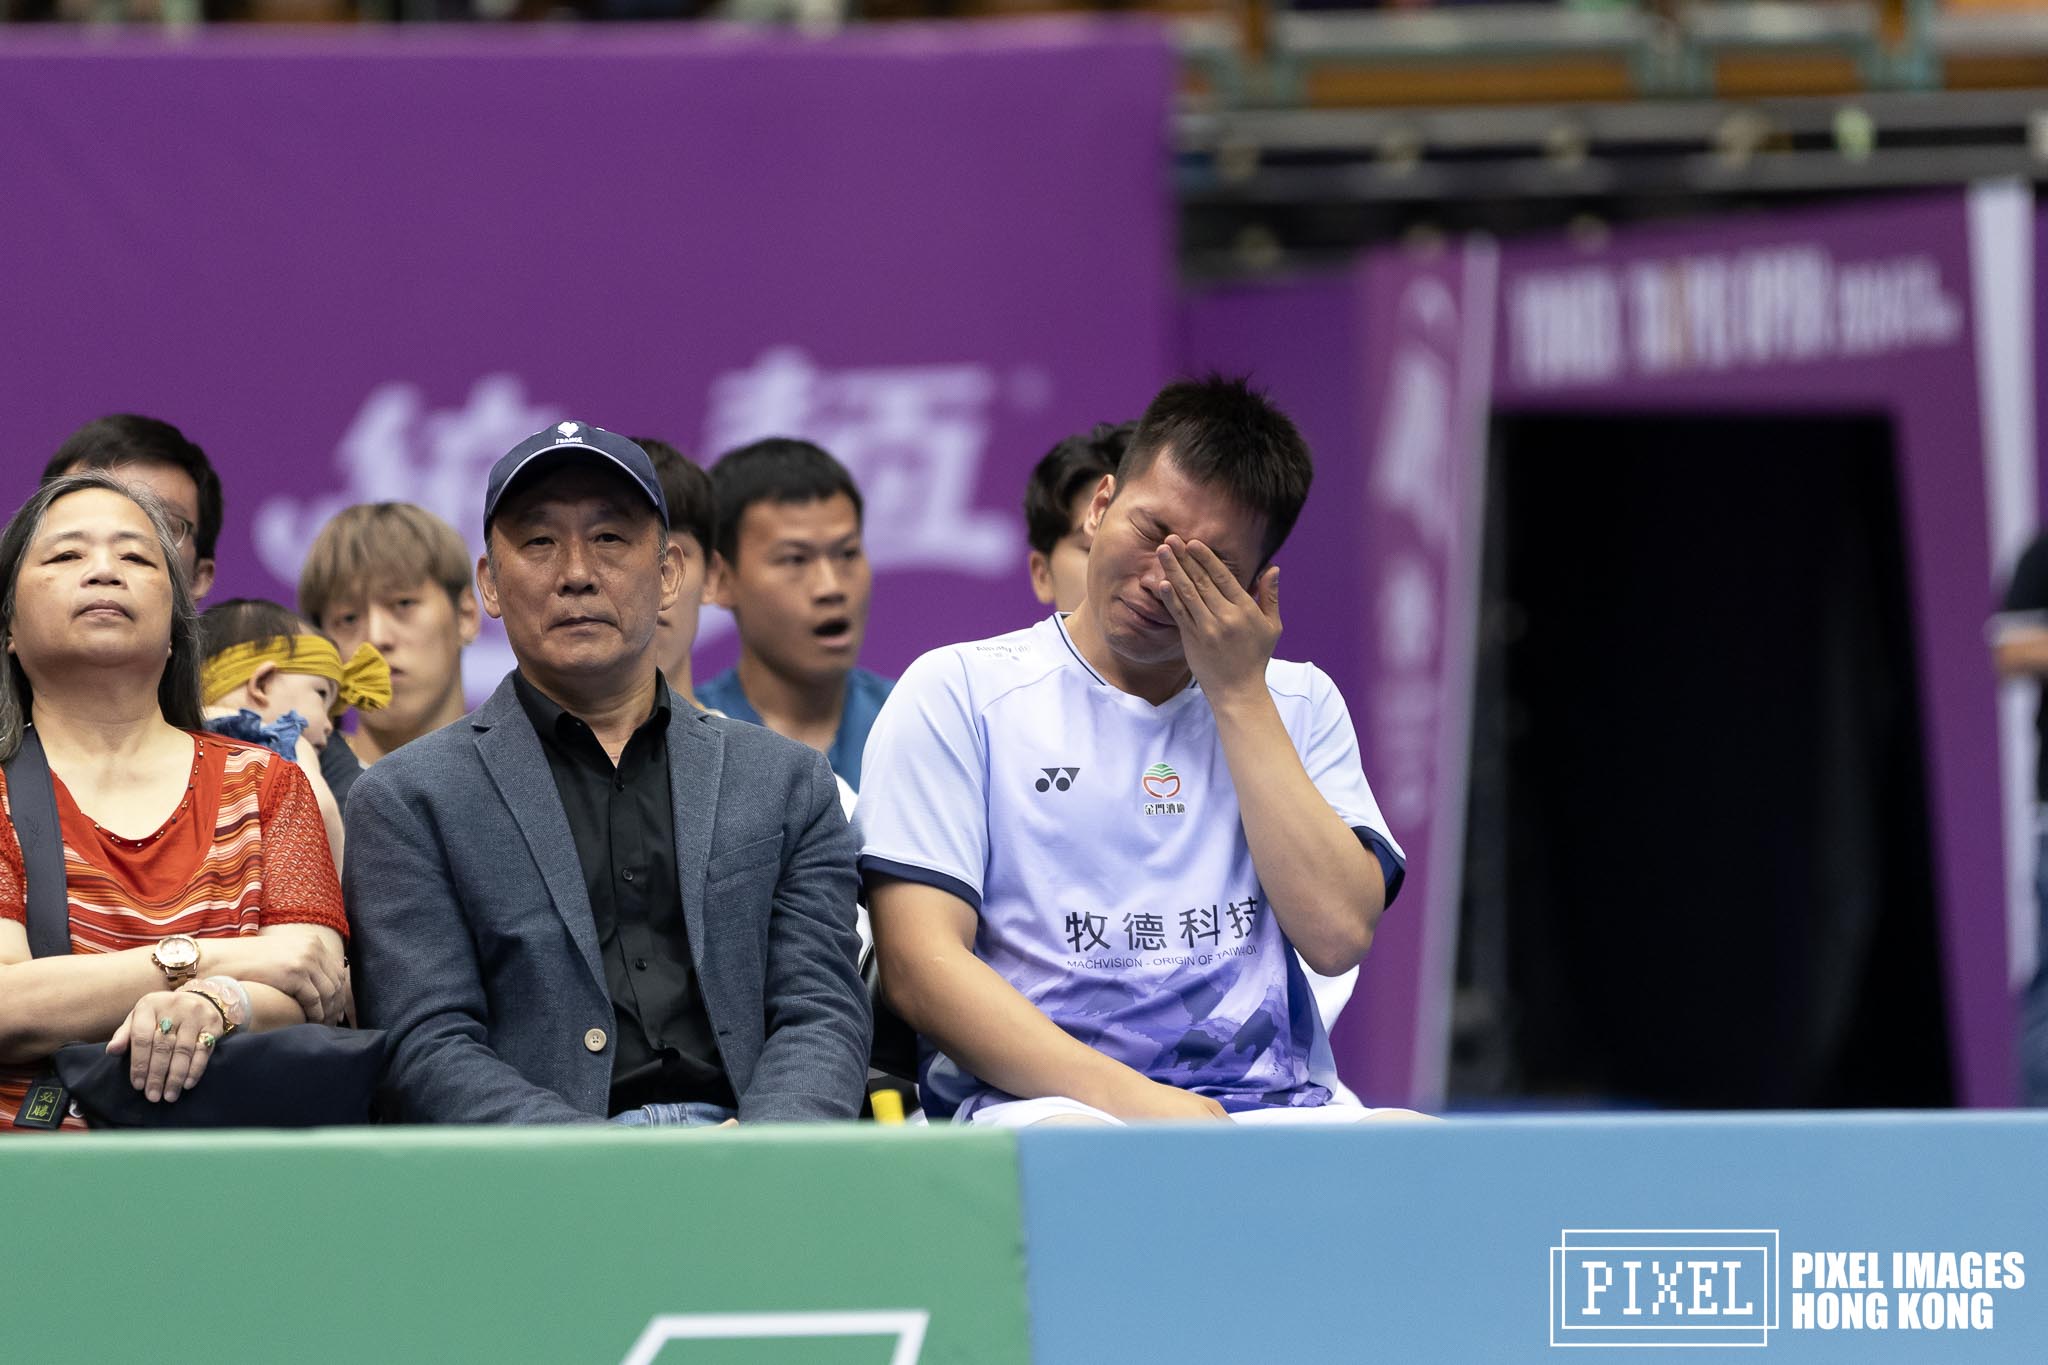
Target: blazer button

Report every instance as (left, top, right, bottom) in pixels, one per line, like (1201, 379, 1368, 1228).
(584, 1028, 608, 1053)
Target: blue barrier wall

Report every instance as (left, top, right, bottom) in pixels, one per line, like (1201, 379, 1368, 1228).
(1020, 1115, 2048, 1363)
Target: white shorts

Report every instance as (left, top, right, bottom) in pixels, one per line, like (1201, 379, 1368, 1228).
(964, 1095, 1425, 1128)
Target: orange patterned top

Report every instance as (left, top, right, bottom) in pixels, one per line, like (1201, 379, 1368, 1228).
(0, 733, 347, 1132)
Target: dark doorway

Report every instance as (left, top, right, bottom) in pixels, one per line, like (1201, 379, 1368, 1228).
(1451, 412, 1953, 1110)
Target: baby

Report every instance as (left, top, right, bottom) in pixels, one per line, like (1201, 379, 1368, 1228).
(197, 597, 391, 871)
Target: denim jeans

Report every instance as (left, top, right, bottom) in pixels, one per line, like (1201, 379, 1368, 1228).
(611, 1101, 738, 1127)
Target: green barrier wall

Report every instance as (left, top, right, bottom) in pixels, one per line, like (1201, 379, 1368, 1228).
(0, 1126, 1030, 1365)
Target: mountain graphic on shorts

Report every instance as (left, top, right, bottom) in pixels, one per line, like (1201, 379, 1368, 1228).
(1142, 763, 1180, 799)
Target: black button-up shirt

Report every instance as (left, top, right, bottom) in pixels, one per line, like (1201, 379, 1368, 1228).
(513, 671, 735, 1115)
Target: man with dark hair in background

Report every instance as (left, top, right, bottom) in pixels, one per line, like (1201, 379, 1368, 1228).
(633, 438, 716, 712)
(699, 438, 892, 791)
(860, 376, 1415, 1127)
(42, 414, 224, 601)
(1023, 422, 1129, 613)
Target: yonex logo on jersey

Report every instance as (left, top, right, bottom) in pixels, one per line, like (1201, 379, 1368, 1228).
(1034, 767, 1079, 793)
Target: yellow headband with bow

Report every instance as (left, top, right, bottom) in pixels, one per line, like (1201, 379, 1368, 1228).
(201, 636, 392, 717)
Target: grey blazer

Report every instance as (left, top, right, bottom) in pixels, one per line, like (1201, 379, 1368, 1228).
(344, 674, 871, 1123)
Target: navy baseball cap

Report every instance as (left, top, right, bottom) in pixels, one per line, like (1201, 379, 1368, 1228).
(483, 420, 668, 533)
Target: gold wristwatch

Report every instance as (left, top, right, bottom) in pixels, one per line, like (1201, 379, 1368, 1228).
(151, 935, 201, 990)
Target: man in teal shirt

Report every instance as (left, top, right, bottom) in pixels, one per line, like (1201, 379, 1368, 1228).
(700, 438, 892, 790)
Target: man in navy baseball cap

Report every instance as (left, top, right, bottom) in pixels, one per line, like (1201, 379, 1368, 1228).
(345, 417, 870, 1127)
(483, 419, 668, 534)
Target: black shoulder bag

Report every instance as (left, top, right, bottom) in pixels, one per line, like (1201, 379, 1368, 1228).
(7, 727, 386, 1128)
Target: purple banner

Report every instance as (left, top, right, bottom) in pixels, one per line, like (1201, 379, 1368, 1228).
(1347, 245, 1494, 1107)
(0, 22, 1174, 691)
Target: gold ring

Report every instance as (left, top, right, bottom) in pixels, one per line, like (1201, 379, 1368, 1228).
(158, 1017, 176, 1035)
(198, 1032, 216, 1051)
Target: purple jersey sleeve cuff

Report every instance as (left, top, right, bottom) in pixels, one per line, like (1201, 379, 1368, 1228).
(1355, 828, 1406, 907)
(859, 855, 984, 912)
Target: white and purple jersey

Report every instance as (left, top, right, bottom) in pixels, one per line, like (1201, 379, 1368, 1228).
(855, 614, 1404, 1122)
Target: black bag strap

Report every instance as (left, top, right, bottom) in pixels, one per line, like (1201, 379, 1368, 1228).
(3, 727, 74, 960)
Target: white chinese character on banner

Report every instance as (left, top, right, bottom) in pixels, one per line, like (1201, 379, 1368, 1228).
(702, 347, 1019, 576)
(1370, 346, 1457, 552)
(253, 352, 1030, 693)
(1378, 553, 1439, 671)
(252, 373, 558, 587)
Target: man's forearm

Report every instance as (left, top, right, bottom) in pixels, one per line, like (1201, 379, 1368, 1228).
(1994, 629, 2048, 679)
(887, 943, 1152, 1112)
(1210, 690, 1384, 976)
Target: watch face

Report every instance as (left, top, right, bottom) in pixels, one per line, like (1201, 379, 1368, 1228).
(157, 937, 200, 970)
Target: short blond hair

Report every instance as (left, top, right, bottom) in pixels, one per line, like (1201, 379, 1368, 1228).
(298, 502, 473, 628)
